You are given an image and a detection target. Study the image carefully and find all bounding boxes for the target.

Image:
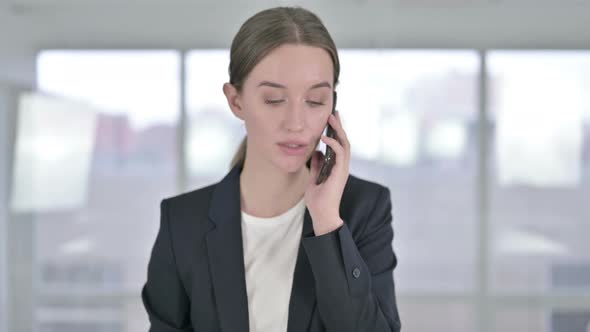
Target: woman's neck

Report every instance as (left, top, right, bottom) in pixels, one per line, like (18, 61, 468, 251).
(239, 159, 309, 218)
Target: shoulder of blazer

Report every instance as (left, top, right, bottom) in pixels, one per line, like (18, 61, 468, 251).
(164, 182, 217, 209)
(344, 173, 388, 200)
(339, 173, 391, 238)
(160, 171, 389, 240)
(160, 182, 217, 237)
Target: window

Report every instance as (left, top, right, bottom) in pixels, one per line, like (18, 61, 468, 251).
(29, 50, 180, 332)
(185, 49, 245, 188)
(337, 50, 480, 293)
(488, 50, 590, 331)
(4, 48, 586, 332)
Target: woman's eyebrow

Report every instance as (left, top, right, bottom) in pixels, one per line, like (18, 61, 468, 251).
(257, 80, 332, 90)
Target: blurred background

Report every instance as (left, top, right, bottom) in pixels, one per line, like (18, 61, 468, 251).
(0, 1, 589, 331)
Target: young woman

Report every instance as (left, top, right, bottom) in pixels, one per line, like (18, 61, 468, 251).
(142, 6, 401, 332)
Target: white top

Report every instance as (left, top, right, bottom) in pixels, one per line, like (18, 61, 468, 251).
(241, 197, 306, 332)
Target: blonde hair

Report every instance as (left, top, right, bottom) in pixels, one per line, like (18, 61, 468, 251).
(227, 6, 340, 170)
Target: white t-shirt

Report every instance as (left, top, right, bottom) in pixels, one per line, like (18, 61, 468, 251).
(241, 196, 306, 332)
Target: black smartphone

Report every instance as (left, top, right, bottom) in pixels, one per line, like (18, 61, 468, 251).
(315, 90, 337, 185)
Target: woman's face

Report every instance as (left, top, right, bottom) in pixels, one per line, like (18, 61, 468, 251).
(230, 43, 334, 173)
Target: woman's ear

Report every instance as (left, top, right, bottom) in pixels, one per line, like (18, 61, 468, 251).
(223, 83, 245, 120)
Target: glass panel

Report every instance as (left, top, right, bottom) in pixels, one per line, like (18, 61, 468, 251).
(185, 49, 244, 188)
(338, 50, 480, 292)
(185, 49, 479, 292)
(0, 85, 9, 332)
(31, 50, 180, 332)
(488, 51, 590, 293)
(398, 299, 476, 331)
(494, 306, 590, 332)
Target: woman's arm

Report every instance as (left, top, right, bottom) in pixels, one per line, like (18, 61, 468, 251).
(141, 199, 194, 332)
(302, 186, 402, 332)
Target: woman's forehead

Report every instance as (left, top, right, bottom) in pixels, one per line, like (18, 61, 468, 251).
(248, 46, 333, 89)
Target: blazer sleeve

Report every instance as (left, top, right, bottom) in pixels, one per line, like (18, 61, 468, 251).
(141, 199, 194, 332)
(301, 186, 402, 332)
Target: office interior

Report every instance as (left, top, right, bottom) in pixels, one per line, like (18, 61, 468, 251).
(1, 1, 590, 331)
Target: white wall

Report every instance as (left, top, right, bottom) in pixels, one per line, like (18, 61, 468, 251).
(1, 0, 590, 86)
(0, 84, 33, 332)
(0, 84, 10, 332)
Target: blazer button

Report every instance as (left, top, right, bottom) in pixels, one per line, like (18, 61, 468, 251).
(352, 267, 361, 279)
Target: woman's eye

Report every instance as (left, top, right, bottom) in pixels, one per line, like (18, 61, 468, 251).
(307, 101, 325, 107)
(264, 100, 324, 106)
(265, 99, 284, 105)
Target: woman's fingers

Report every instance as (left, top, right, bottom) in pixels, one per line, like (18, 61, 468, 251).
(308, 150, 325, 186)
(320, 134, 346, 165)
(327, 112, 350, 157)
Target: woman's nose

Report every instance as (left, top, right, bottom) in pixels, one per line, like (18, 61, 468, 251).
(283, 102, 305, 132)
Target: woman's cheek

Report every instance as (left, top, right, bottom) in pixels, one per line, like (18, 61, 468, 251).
(314, 112, 330, 134)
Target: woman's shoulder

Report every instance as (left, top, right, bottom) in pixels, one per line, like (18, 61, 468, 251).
(344, 173, 390, 201)
(163, 182, 217, 204)
(340, 173, 391, 221)
(158, 172, 390, 222)
(338, 173, 393, 240)
(159, 182, 218, 222)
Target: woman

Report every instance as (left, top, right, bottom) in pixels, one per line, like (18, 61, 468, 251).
(142, 6, 401, 332)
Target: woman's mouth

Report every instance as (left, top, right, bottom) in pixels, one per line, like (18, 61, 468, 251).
(277, 143, 307, 156)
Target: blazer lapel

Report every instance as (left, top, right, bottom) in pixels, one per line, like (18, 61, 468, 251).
(207, 164, 249, 332)
(206, 164, 317, 332)
(287, 207, 317, 332)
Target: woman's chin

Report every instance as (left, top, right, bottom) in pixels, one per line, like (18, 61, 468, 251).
(272, 145, 316, 173)
(276, 157, 308, 174)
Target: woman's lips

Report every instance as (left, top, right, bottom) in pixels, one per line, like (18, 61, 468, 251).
(278, 143, 307, 155)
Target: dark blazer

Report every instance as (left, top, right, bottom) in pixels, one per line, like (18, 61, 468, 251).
(141, 163, 402, 332)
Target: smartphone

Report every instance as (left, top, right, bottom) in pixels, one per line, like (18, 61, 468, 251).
(315, 90, 337, 185)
